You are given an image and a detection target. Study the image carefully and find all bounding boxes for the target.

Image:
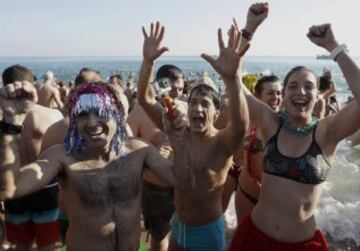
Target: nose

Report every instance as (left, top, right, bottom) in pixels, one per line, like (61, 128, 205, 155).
(192, 102, 203, 112)
(86, 113, 99, 126)
(298, 86, 306, 95)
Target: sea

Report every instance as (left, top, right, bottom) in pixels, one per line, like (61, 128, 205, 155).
(0, 56, 359, 249)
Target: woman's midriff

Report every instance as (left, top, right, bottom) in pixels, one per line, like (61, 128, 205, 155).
(251, 173, 323, 243)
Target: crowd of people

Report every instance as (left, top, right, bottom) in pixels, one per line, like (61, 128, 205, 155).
(0, 2, 359, 251)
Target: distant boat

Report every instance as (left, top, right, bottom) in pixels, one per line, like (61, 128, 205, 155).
(316, 54, 331, 60)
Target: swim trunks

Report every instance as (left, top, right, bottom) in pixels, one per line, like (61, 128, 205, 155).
(4, 182, 60, 247)
(142, 180, 175, 241)
(171, 214, 226, 251)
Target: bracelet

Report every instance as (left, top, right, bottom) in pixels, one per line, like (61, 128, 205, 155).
(0, 120, 24, 135)
(329, 44, 348, 61)
(241, 29, 253, 41)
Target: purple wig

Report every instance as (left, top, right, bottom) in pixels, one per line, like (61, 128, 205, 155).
(64, 83, 127, 156)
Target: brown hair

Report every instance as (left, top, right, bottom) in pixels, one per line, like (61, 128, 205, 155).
(2, 65, 34, 85)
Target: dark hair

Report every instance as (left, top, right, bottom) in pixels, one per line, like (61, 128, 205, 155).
(74, 68, 102, 86)
(283, 66, 318, 88)
(109, 74, 124, 88)
(110, 74, 123, 81)
(319, 74, 333, 92)
(254, 75, 279, 96)
(155, 64, 183, 81)
(2, 65, 34, 85)
(189, 85, 220, 110)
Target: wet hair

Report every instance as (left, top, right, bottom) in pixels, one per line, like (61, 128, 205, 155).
(155, 64, 183, 81)
(283, 66, 318, 88)
(319, 74, 333, 92)
(254, 75, 279, 96)
(188, 85, 220, 110)
(109, 74, 124, 88)
(74, 68, 102, 86)
(2, 65, 34, 85)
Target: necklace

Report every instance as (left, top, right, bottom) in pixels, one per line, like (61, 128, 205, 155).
(277, 110, 318, 136)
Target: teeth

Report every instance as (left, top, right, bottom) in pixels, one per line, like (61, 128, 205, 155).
(294, 100, 306, 105)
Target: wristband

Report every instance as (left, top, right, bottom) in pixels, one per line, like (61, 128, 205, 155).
(0, 120, 24, 135)
(329, 44, 348, 61)
(241, 29, 253, 41)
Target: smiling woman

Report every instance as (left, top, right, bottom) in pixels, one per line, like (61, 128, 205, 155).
(228, 23, 360, 251)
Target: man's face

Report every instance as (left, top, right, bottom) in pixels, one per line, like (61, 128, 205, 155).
(73, 93, 119, 153)
(187, 91, 218, 134)
(76, 111, 117, 152)
(169, 78, 184, 99)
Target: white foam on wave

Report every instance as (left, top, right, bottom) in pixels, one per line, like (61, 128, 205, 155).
(316, 140, 360, 246)
(224, 140, 360, 246)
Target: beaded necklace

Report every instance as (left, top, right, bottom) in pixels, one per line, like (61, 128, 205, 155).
(277, 110, 318, 136)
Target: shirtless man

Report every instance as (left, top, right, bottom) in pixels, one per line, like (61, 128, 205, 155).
(37, 71, 64, 110)
(138, 22, 249, 250)
(1, 65, 63, 251)
(0, 82, 189, 251)
(39, 68, 121, 242)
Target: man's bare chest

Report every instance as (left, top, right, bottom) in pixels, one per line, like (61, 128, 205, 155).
(65, 158, 143, 210)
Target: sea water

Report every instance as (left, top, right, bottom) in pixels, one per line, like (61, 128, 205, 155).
(0, 56, 359, 245)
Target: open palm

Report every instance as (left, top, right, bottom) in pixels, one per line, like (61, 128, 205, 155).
(142, 21, 169, 61)
(201, 26, 249, 81)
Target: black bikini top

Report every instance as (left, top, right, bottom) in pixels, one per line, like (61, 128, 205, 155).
(263, 122, 331, 185)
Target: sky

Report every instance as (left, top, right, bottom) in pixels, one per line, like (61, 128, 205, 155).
(0, 0, 358, 57)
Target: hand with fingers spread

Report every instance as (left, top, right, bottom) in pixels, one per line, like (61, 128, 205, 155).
(245, 2, 269, 33)
(307, 23, 339, 52)
(0, 81, 38, 124)
(142, 21, 169, 62)
(201, 26, 249, 82)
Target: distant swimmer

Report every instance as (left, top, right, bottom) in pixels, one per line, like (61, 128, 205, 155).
(38, 71, 64, 110)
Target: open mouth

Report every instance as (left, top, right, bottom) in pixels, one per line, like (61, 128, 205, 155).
(270, 102, 279, 109)
(292, 99, 309, 110)
(86, 128, 105, 137)
(191, 115, 205, 126)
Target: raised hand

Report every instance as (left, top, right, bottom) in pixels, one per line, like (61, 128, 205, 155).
(245, 2, 269, 33)
(142, 21, 169, 61)
(201, 26, 249, 82)
(0, 81, 38, 124)
(307, 24, 339, 52)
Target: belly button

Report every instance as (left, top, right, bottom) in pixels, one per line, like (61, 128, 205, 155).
(275, 224, 280, 231)
(101, 222, 116, 236)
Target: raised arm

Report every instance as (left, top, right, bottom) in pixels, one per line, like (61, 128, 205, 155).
(201, 25, 249, 154)
(235, 3, 279, 133)
(137, 21, 169, 130)
(0, 82, 62, 199)
(307, 24, 360, 145)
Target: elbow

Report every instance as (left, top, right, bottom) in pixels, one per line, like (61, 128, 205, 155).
(0, 188, 16, 200)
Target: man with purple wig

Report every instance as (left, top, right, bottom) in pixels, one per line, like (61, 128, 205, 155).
(0, 81, 189, 251)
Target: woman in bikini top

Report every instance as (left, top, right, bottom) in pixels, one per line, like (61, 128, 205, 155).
(230, 24, 360, 250)
(235, 75, 282, 223)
